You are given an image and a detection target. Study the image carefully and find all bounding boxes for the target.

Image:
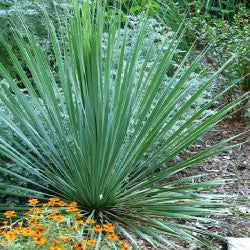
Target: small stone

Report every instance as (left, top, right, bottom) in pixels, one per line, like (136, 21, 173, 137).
(238, 207, 250, 214)
(189, 242, 197, 249)
(227, 237, 250, 250)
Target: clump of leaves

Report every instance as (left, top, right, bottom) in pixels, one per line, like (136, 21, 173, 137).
(0, 1, 248, 249)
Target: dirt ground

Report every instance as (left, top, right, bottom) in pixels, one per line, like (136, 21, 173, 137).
(139, 119, 250, 250)
(182, 119, 250, 249)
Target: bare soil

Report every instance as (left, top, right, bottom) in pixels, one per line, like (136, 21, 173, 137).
(139, 119, 250, 250)
(182, 120, 250, 249)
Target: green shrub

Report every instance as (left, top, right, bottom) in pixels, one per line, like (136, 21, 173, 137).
(0, 2, 248, 248)
(0, 0, 70, 76)
(156, 1, 249, 119)
(185, 8, 250, 92)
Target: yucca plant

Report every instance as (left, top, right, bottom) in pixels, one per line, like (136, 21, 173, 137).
(0, 1, 248, 249)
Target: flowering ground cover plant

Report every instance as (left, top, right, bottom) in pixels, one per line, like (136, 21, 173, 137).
(0, 1, 249, 249)
(0, 198, 129, 250)
(185, 3, 250, 92)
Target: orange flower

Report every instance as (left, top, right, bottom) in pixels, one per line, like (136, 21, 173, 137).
(4, 210, 17, 218)
(30, 215, 41, 221)
(51, 239, 61, 246)
(68, 201, 78, 207)
(31, 223, 44, 229)
(75, 220, 84, 225)
(119, 241, 128, 247)
(121, 248, 130, 250)
(33, 207, 44, 213)
(67, 226, 76, 231)
(73, 211, 83, 217)
(33, 236, 47, 245)
(103, 223, 115, 232)
(19, 228, 35, 236)
(48, 201, 57, 206)
(34, 228, 46, 236)
(86, 219, 96, 224)
(106, 234, 119, 241)
(11, 227, 21, 233)
(87, 239, 96, 246)
(72, 241, 86, 249)
(103, 223, 113, 228)
(57, 201, 68, 207)
(59, 235, 71, 242)
(2, 221, 8, 226)
(28, 198, 39, 206)
(48, 209, 59, 215)
(49, 247, 66, 250)
(50, 215, 64, 222)
(15, 227, 25, 234)
(46, 197, 60, 206)
(92, 225, 102, 232)
(65, 207, 79, 213)
(23, 208, 33, 215)
(48, 197, 60, 202)
(2, 230, 16, 240)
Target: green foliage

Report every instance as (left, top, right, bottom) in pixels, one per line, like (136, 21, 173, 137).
(156, 0, 250, 119)
(0, 82, 49, 205)
(204, 0, 249, 19)
(157, 0, 249, 20)
(0, 2, 248, 248)
(185, 8, 250, 93)
(0, 0, 69, 76)
(107, 0, 160, 16)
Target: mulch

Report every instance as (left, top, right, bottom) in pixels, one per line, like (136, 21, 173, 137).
(140, 119, 250, 249)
